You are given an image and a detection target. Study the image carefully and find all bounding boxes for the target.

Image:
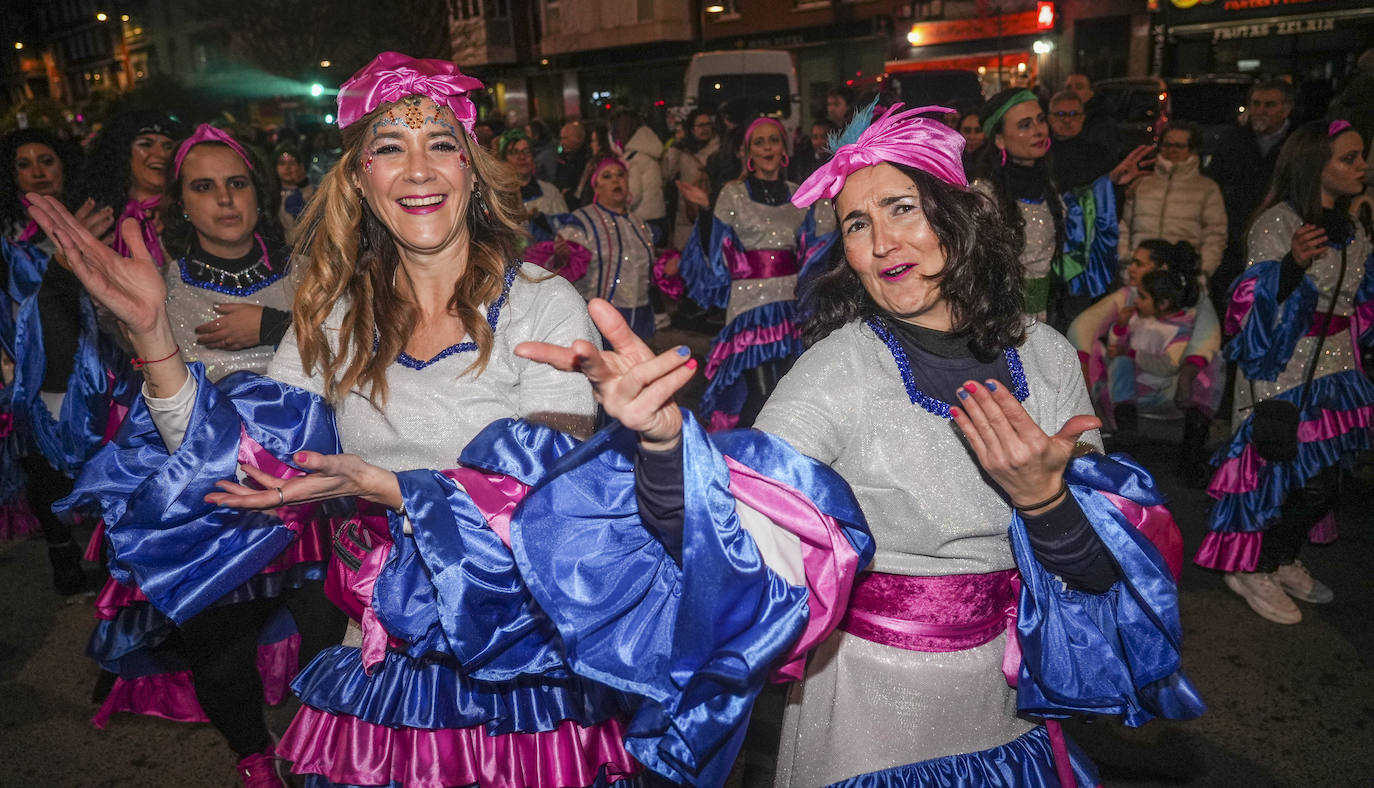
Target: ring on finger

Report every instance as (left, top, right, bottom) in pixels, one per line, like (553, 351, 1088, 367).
(275, 486, 285, 506)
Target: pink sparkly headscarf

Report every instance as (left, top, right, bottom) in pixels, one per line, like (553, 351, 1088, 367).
(173, 124, 253, 177)
(792, 103, 967, 208)
(336, 52, 484, 138)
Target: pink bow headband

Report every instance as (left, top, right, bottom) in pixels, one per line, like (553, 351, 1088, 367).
(1329, 120, 1353, 137)
(337, 52, 485, 138)
(792, 104, 967, 208)
(591, 156, 629, 185)
(744, 117, 788, 152)
(174, 125, 253, 177)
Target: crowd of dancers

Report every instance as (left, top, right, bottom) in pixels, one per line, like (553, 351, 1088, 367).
(0, 47, 1370, 787)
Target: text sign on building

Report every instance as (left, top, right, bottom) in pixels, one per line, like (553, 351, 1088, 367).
(907, 10, 1043, 48)
(1211, 14, 1335, 40)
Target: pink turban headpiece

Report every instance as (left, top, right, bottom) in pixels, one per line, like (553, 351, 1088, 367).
(173, 124, 253, 176)
(792, 103, 967, 208)
(336, 52, 484, 138)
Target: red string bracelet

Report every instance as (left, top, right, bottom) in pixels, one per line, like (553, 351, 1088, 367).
(131, 345, 181, 369)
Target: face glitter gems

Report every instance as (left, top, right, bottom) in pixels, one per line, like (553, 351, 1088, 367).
(458, 151, 470, 169)
(364, 155, 374, 174)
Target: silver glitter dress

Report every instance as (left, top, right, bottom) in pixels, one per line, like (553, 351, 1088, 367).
(557, 204, 655, 311)
(164, 253, 299, 382)
(267, 263, 596, 470)
(755, 319, 1101, 786)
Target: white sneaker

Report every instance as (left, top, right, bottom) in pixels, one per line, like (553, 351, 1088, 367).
(1275, 561, 1334, 604)
(1224, 571, 1302, 624)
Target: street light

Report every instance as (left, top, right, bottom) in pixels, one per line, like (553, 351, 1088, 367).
(705, 4, 725, 13)
(319, 60, 332, 68)
(13, 42, 22, 50)
(1032, 39, 1054, 55)
(310, 83, 325, 97)
(96, 12, 108, 21)
(121, 14, 129, 21)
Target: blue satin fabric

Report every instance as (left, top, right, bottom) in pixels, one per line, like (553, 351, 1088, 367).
(55, 365, 341, 624)
(1013, 453, 1206, 726)
(1358, 252, 1374, 346)
(1062, 175, 1119, 298)
(1208, 370, 1374, 534)
(292, 644, 630, 735)
(1224, 259, 1321, 381)
(679, 214, 739, 310)
(10, 285, 115, 475)
(698, 299, 803, 421)
(795, 207, 840, 287)
(511, 414, 871, 786)
(831, 724, 1097, 788)
(0, 239, 47, 356)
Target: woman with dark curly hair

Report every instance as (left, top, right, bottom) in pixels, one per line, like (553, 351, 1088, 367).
(72, 109, 184, 267)
(530, 103, 1204, 785)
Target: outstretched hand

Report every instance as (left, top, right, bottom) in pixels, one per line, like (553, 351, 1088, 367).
(515, 298, 697, 450)
(1110, 144, 1156, 187)
(26, 193, 167, 338)
(950, 379, 1100, 515)
(204, 450, 403, 513)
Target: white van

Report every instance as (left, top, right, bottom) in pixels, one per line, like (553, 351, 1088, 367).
(684, 50, 801, 137)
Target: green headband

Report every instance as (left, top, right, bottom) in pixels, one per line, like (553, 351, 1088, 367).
(981, 90, 1040, 136)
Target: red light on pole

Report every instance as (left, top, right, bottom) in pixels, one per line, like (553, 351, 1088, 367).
(1036, 2, 1056, 30)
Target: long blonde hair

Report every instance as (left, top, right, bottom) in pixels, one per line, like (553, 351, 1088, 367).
(291, 99, 526, 407)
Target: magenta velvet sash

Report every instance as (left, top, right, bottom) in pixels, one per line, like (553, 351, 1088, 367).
(1307, 313, 1351, 336)
(729, 248, 799, 280)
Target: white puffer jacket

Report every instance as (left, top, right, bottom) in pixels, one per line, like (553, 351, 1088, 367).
(1118, 155, 1227, 275)
(619, 125, 666, 222)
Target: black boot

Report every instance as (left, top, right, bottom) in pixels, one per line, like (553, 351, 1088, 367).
(1112, 403, 1140, 450)
(48, 539, 89, 595)
(1179, 407, 1212, 487)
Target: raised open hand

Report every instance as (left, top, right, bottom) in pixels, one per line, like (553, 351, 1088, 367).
(676, 179, 710, 209)
(1110, 144, 1156, 187)
(950, 379, 1101, 515)
(204, 450, 403, 513)
(515, 298, 697, 449)
(26, 193, 167, 337)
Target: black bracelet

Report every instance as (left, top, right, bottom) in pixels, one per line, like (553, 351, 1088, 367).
(1013, 481, 1068, 512)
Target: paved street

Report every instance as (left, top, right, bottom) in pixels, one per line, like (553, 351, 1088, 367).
(1, 326, 1371, 787)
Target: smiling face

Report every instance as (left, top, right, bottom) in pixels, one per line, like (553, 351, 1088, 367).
(14, 142, 63, 198)
(835, 163, 950, 329)
(129, 133, 175, 199)
(179, 144, 259, 258)
(1322, 131, 1367, 201)
(593, 162, 629, 211)
(353, 97, 474, 259)
(747, 122, 785, 180)
(995, 100, 1049, 165)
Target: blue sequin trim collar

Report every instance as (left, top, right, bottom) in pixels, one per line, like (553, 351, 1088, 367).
(866, 317, 1029, 419)
(393, 265, 519, 370)
(178, 235, 286, 296)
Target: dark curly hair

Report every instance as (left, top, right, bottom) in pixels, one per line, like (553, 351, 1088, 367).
(800, 164, 1027, 353)
(159, 133, 284, 260)
(2, 128, 83, 232)
(70, 110, 185, 214)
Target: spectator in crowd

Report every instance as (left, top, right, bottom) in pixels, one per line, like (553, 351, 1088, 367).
(1206, 78, 1296, 312)
(576, 122, 612, 207)
(826, 85, 857, 127)
(609, 108, 667, 232)
(789, 118, 838, 184)
(273, 141, 315, 235)
(1047, 90, 1118, 190)
(1329, 48, 1374, 158)
(1119, 121, 1227, 277)
(955, 102, 986, 172)
(1064, 72, 1121, 157)
(497, 128, 568, 242)
(707, 98, 753, 197)
(473, 119, 497, 151)
(525, 118, 560, 183)
(555, 120, 590, 208)
(664, 108, 718, 251)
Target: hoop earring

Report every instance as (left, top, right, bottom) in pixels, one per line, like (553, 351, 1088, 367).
(781, 152, 790, 167)
(746, 158, 755, 173)
(999, 147, 1007, 167)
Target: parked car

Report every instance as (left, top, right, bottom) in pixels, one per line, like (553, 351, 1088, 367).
(685, 50, 801, 137)
(1094, 75, 1253, 160)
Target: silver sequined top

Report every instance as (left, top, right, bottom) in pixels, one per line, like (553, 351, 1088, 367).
(714, 180, 835, 323)
(557, 204, 654, 309)
(1234, 203, 1373, 420)
(164, 256, 300, 382)
(755, 319, 1100, 577)
(971, 179, 1057, 279)
(266, 263, 597, 471)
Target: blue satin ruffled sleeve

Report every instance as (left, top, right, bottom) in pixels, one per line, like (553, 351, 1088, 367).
(1012, 453, 1206, 727)
(1356, 251, 1374, 347)
(1, 239, 48, 357)
(680, 214, 740, 310)
(53, 364, 341, 624)
(511, 413, 869, 786)
(1224, 259, 1319, 381)
(795, 205, 839, 288)
(1062, 175, 1118, 298)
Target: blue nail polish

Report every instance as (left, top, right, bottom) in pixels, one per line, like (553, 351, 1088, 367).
(676, 346, 690, 357)
(957, 389, 969, 400)
(985, 381, 998, 392)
